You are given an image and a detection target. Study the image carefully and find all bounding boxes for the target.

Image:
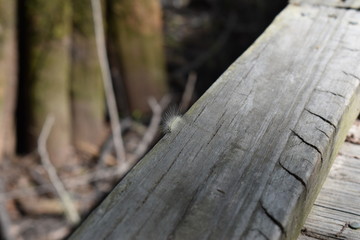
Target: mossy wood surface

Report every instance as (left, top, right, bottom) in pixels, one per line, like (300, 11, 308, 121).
(23, 0, 72, 167)
(71, 0, 105, 148)
(0, 0, 17, 158)
(70, 3, 360, 240)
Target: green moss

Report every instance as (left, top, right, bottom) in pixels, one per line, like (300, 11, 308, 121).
(70, 38, 103, 100)
(23, 0, 72, 166)
(25, 0, 71, 42)
(70, 0, 105, 145)
(71, 0, 96, 37)
(28, 41, 70, 126)
(0, 0, 16, 58)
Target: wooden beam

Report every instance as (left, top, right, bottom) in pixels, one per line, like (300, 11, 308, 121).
(291, 0, 360, 8)
(69, 3, 360, 240)
(299, 142, 360, 239)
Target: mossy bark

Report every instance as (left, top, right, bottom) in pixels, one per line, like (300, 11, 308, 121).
(70, 0, 105, 149)
(108, 0, 168, 115)
(22, 0, 72, 167)
(0, 0, 17, 160)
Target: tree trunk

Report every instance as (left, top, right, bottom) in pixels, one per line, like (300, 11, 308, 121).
(70, 0, 105, 150)
(0, 0, 17, 160)
(21, 0, 72, 167)
(108, 0, 168, 115)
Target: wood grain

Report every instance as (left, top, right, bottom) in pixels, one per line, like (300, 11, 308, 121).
(69, 4, 360, 240)
(298, 142, 360, 240)
(291, 0, 360, 8)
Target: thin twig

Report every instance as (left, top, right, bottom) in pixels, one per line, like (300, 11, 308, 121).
(180, 72, 197, 113)
(91, 0, 127, 166)
(2, 98, 170, 202)
(38, 116, 80, 224)
(0, 169, 107, 201)
(97, 118, 133, 169)
(129, 96, 171, 163)
(0, 167, 120, 202)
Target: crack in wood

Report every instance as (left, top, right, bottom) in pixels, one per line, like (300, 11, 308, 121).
(193, 105, 207, 122)
(342, 47, 360, 52)
(278, 161, 307, 191)
(290, 129, 324, 164)
(166, 149, 230, 239)
(252, 229, 270, 240)
(300, 227, 343, 240)
(315, 88, 346, 99)
(134, 143, 189, 213)
(332, 5, 360, 12)
(208, 111, 227, 143)
(343, 71, 360, 82)
(216, 189, 225, 194)
(305, 109, 337, 129)
(291, 1, 360, 12)
(335, 222, 348, 238)
(260, 203, 286, 237)
(134, 144, 207, 238)
(166, 186, 202, 239)
(314, 203, 360, 217)
(258, 230, 270, 240)
(315, 126, 331, 139)
(338, 151, 360, 159)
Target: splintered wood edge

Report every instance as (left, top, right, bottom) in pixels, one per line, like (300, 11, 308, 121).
(69, 3, 360, 240)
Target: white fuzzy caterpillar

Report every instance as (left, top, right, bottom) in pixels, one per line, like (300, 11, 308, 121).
(162, 108, 184, 133)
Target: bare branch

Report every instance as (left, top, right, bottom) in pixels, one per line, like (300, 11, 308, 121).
(38, 116, 80, 224)
(129, 96, 171, 163)
(180, 72, 197, 113)
(91, 0, 127, 166)
(97, 118, 133, 169)
(1, 97, 170, 203)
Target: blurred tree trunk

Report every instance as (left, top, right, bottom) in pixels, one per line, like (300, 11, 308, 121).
(70, 0, 105, 150)
(22, 0, 72, 167)
(0, 0, 17, 160)
(108, 0, 168, 115)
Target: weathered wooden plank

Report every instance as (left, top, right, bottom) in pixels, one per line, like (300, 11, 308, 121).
(70, 4, 360, 240)
(299, 142, 360, 240)
(291, 0, 360, 8)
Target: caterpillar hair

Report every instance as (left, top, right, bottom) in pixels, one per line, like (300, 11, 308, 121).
(162, 107, 183, 133)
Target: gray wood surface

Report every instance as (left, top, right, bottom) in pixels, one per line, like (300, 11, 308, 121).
(70, 3, 360, 240)
(291, 0, 360, 8)
(298, 142, 360, 240)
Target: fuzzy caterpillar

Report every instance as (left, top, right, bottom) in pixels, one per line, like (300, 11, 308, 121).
(162, 108, 184, 133)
